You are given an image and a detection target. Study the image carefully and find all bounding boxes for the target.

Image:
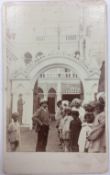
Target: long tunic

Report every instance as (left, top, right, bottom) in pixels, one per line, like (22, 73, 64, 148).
(70, 118, 81, 148)
(88, 111, 105, 153)
(78, 123, 93, 152)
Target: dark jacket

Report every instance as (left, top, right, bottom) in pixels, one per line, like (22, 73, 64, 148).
(32, 107, 50, 130)
(70, 118, 81, 147)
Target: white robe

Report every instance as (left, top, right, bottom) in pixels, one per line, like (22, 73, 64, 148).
(78, 123, 93, 152)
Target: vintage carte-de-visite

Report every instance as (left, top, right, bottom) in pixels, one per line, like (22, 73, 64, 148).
(3, 0, 108, 174)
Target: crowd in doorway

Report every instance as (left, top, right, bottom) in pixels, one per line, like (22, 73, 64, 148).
(55, 92, 106, 153)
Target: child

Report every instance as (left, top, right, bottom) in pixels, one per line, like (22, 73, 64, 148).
(71, 98, 85, 123)
(57, 101, 69, 147)
(69, 110, 81, 152)
(78, 112, 94, 152)
(55, 100, 63, 128)
(61, 107, 73, 152)
(58, 115, 65, 148)
(8, 112, 21, 152)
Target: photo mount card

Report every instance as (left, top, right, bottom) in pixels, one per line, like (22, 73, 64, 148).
(3, 0, 109, 174)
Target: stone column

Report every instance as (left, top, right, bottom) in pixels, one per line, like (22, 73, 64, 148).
(83, 80, 93, 103)
(83, 79, 98, 103)
(44, 93, 48, 101)
(57, 81, 62, 101)
(12, 93, 18, 113)
(23, 91, 33, 129)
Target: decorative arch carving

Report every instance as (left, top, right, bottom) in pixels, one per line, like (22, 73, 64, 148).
(11, 53, 99, 82)
(29, 56, 91, 88)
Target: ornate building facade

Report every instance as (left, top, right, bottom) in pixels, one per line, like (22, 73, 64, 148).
(5, 1, 105, 127)
(8, 53, 100, 126)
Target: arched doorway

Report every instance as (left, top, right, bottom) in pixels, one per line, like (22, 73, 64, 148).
(33, 66, 84, 116)
(48, 88, 56, 120)
(33, 81, 44, 113)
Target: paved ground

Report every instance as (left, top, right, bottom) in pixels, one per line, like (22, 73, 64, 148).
(46, 121, 63, 152)
(7, 121, 63, 152)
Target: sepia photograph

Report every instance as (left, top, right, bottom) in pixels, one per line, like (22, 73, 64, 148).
(2, 0, 109, 174)
(4, 0, 107, 153)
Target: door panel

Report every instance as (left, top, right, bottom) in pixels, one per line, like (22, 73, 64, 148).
(48, 97, 55, 120)
(62, 94, 80, 102)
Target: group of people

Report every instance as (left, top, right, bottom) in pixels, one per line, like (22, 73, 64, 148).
(7, 92, 106, 153)
(55, 93, 106, 153)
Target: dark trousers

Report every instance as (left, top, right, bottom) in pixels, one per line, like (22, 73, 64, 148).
(36, 124, 49, 152)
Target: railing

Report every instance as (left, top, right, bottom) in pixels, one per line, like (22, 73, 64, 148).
(39, 73, 79, 79)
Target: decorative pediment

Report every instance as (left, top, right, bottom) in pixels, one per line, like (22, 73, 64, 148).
(11, 70, 29, 80)
(86, 71, 100, 80)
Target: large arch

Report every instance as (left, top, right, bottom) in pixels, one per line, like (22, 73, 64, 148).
(48, 88, 56, 96)
(29, 56, 90, 88)
(28, 57, 91, 105)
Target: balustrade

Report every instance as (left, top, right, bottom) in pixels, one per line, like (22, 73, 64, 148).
(39, 73, 79, 79)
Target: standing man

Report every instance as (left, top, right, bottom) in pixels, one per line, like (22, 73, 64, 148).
(32, 99, 50, 152)
(17, 94, 25, 124)
(70, 110, 81, 152)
